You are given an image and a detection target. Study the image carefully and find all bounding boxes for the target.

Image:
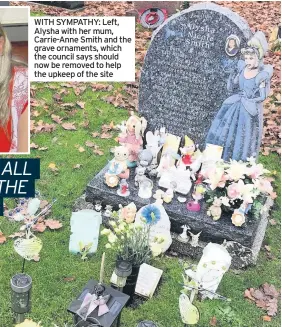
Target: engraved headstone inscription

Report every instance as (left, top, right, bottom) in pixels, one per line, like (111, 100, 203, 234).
(138, 2, 253, 148)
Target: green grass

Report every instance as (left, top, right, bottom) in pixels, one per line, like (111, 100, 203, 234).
(0, 82, 280, 327)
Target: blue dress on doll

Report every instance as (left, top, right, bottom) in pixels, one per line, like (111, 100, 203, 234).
(206, 60, 273, 161)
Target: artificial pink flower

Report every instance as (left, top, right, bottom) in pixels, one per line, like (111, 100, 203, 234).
(227, 182, 241, 199)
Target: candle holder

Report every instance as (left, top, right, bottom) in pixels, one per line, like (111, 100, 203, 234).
(11, 273, 32, 323)
(115, 260, 132, 290)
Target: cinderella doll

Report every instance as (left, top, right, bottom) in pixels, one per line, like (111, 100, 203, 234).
(206, 31, 273, 162)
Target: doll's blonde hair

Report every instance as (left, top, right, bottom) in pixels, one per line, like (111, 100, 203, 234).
(0, 24, 27, 128)
(0, 24, 12, 128)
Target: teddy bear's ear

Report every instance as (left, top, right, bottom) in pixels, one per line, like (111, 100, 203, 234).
(110, 147, 116, 154)
(129, 110, 134, 116)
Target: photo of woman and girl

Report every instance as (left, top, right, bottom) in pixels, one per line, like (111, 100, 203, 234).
(0, 22, 28, 153)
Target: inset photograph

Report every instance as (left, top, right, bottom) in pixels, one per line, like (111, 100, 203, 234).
(0, 6, 29, 153)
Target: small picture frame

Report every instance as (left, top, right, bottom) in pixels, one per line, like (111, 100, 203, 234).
(225, 35, 240, 57)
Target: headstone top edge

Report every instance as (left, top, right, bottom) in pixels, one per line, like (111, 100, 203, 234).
(152, 2, 252, 41)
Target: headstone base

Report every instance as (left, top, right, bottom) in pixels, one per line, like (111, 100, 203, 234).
(80, 165, 273, 269)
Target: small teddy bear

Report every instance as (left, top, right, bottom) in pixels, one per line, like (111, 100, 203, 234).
(107, 146, 130, 179)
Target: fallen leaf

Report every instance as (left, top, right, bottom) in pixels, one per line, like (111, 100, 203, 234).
(85, 141, 96, 148)
(244, 288, 256, 301)
(30, 143, 39, 149)
(62, 122, 76, 130)
(0, 232, 6, 244)
(40, 200, 49, 209)
(209, 316, 217, 326)
(93, 149, 104, 156)
(32, 223, 46, 233)
(262, 316, 271, 322)
(264, 245, 271, 252)
(100, 132, 112, 139)
(48, 163, 59, 173)
(51, 114, 63, 124)
(91, 132, 100, 138)
(8, 232, 25, 238)
(262, 283, 279, 299)
(78, 146, 85, 153)
(63, 276, 76, 282)
(38, 147, 48, 151)
(73, 164, 82, 169)
(76, 101, 85, 109)
(45, 219, 62, 230)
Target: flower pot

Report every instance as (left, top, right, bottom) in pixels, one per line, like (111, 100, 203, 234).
(122, 265, 140, 304)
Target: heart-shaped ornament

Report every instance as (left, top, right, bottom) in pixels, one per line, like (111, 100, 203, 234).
(14, 237, 43, 261)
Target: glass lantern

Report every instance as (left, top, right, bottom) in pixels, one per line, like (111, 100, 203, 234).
(11, 273, 32, 323)
(115, 260, 132, 290)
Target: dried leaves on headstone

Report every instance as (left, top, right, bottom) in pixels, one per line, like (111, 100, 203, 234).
(244, 283, 279, 316)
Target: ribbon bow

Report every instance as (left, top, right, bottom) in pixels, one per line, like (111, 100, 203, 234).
(77, 292, 110, 320)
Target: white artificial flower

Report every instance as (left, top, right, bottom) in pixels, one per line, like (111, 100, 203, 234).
(220, 196, 230, 207)
(109, 220, 117, 227)
(101, 228, 111, 236)
(108, 232, 118, 244)
(227, 161, 247, 181)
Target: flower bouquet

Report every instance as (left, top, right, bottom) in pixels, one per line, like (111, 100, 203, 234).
(203, 158, 276, 227)
(101, 215, 151, 267)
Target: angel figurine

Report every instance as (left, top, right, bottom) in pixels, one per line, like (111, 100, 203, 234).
(206, 31, 273, 161)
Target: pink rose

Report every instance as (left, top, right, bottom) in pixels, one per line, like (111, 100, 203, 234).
(227, 183, 241, 199)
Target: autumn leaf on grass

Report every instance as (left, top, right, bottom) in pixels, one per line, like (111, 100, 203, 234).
(91, 132, 100, 138)
(262, 316, 271, 322)
(76, 101, 85, 109)
(38, 147, 48, 151)
(48, 163, 59, 173)
(102, 121, 115, 132)
(61, 103, 75, 108)
(32, 110, 40, 117)
(45, 219, 62, 230)
(100, 132, 112, 139)
(73, 164, 82, 169)
(62, 122, 76, 131)
(63, 276, 76, 282)
(40, 200, 49, 209)
(0, 232, 7, 244)
(32, 223, 46, 233)
(85, 140, 96, 148)
(30, 143, 39, 149)
(51, 114, 63, 124)
(209, 317, 217, 326)
(80, 120, 89, 128)
(9, 232, 25, 238)
(78, 146, 85, 153)
(93, 148, 104, 156)
(53, 93, 62, 102)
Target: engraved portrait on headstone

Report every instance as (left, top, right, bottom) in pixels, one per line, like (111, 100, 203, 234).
(225, 35, 240, 56)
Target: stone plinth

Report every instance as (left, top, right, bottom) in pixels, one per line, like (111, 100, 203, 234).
(85, 165, 270, 249)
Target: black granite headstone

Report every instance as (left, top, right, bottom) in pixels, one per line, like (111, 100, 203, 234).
(138, 2, 253, 148)
(31, 1, 84, 9)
